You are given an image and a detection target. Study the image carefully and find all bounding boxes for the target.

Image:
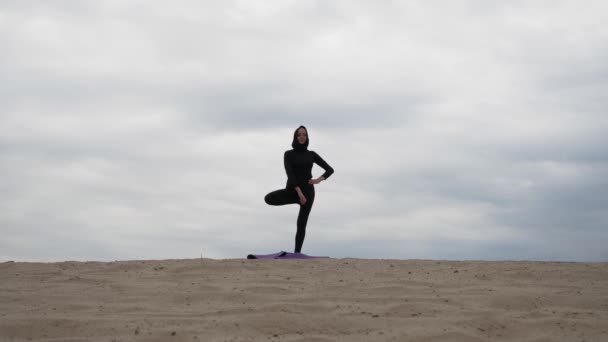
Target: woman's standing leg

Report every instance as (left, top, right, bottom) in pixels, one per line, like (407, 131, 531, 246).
(295, 187, 315, 253)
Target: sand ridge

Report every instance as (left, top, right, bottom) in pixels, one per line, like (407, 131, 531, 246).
(1, 258, 607, 341)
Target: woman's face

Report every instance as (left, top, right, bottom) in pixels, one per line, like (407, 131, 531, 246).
(297, 128, 308, 145)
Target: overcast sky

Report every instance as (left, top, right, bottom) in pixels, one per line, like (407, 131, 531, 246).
(1, 1, 607, 262)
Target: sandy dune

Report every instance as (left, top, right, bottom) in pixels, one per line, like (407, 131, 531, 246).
(1, 258, 607, 341)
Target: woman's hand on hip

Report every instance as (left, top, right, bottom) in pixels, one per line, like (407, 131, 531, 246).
(308, 177, 322, 185)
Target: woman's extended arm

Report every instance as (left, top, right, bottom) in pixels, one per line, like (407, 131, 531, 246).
(284, 151, 298, 189)
(285, 151, 308, 205)
(294, 186, 307, 205)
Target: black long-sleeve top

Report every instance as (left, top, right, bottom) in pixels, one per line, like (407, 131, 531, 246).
(284, 150, 334, 189)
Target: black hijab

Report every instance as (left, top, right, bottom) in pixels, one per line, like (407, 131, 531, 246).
(291, 125, 309, 152)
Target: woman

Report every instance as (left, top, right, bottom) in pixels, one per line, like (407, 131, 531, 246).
(264, 125, 334, 253)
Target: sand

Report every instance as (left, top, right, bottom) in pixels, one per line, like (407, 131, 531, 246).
(1, 258, 607, 342)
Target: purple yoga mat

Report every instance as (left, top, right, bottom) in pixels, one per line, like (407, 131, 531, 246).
(247, 251, 329, 259)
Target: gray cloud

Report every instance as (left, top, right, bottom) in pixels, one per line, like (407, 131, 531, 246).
(1, 1, 607, 261)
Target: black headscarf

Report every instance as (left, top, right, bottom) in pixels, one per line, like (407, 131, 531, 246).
(291, 125, 309, 152)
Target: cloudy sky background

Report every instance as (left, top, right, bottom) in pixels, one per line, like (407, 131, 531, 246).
(1, 1, 607, 261)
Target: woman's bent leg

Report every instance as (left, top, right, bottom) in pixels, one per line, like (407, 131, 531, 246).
(265, 187, 315, 253)
(264, 188, 298, 206)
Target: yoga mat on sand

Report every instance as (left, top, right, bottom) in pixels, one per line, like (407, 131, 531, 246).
(247, 251, 329, 259)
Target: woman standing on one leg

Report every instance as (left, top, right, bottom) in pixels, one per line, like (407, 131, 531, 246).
(264, 125, 334, 253)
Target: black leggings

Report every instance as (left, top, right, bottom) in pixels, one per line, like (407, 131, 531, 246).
(264, 186, 315, 253)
